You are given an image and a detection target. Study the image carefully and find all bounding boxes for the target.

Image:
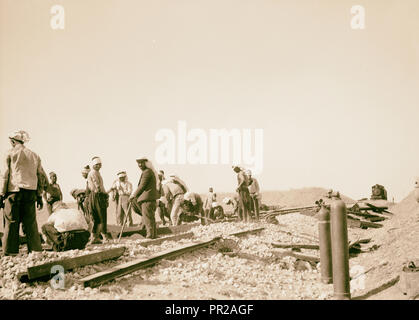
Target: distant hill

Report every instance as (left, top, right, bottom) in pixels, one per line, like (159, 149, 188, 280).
(203, 187, 355, 211)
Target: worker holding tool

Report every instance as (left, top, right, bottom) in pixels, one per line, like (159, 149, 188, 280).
(109, 171, 133, 227)
(130, 157, 159, 239)
(0, 130, 48, 256)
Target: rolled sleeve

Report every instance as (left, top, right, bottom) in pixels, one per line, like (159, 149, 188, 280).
(0, 154, 10, 195)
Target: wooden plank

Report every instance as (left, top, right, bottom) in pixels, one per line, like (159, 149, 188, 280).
(79, 237, 221, 288)
(108, 222, 201, 238)
(27, 247, 126, 280)
(229, 227, 264, 237)
(271, 242, 319, 250)
(138, 232, 194, 247)
(272, 249, 320, 263)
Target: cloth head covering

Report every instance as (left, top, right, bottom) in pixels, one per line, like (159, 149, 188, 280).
(211, 202, 219, 208)
(70, 189, 85, 199)
(81, 165, 90, 175)
(168, 175, 189, 192)
(9, 130, 30, 143)
(117, 171, 127, 178)
(138, 158, 159, 190)
(91, 157, 102, 166)
(245, 169, 252, 176)
(136, 157, 148, 163)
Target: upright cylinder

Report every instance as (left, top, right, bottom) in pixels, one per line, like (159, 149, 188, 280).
(318, 205, 333, 284)
(414, 177, 419, 203)
(330, 198, 351, 299)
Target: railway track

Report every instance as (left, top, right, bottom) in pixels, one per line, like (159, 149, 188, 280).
(8, 213, 339, 300)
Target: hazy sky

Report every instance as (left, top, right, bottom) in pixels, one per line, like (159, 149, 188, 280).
(1, 0, 418, 202)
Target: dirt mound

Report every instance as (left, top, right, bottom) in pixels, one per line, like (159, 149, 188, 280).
(350, 190, 419, 298)
(261, 187, 355, 207)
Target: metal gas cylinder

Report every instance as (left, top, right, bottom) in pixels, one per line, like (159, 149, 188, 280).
(330, 193, 351, 299)
(414, 177, 419, 203)
(318, 204, 333, 284)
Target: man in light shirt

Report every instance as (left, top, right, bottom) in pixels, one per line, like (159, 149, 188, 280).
(86, 156, 111, 244)
(0, 130, 48, 256)
(41, 202, 90, 251)
(161, 175, 188, 226)
(203, 187, 217, 221)
(109, 171, 133, 226)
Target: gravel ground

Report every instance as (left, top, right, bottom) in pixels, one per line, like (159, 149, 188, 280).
(2, 193, 414, 300)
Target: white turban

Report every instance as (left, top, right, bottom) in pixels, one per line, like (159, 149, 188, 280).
(91, 157, 102, 166)
(9, 130, 30, 143)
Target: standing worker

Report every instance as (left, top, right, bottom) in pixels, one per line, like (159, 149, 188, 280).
(86, 156, 110, 244)
(44, 171, 63, 215)
(130, 157, 159, 239)
(246, 170, 261, 221)
(203, 187, 217, 221)
(109, 171, 133, 226)
(0, 130, 48, 256)
(233, 166, 251, 222)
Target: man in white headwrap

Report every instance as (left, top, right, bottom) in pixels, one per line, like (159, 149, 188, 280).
(86, 156, 111, 244)
(0, 130, 48, 255)
(129, 157, 159, 239)
(109, 171, 133, 226)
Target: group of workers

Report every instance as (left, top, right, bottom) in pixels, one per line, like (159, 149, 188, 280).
(0, 130, 261, 256)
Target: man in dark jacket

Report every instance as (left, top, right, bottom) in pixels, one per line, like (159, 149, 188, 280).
(130, 157, 159, 239)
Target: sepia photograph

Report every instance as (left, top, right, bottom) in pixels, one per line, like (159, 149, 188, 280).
(0, 0, 418, 307)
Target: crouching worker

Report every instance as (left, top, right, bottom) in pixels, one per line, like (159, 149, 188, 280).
(181, 192, 206, 225)
(41, 202, 90, 252)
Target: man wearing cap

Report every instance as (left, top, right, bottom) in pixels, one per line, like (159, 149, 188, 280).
(44, 172, 63, 215)
(233, 166, 251, 222)
(245, 170, 261, 220)
(0, 130, 48, 255)
(109, 171, 133, 226)
(130, 158, 159, 239)
(86, 156, 110, 244)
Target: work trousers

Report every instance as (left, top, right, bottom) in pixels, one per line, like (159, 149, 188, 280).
(170, 194, 184, 226)
(238, 189, 251, 222)
(116, 195, 133, 226)
(250, 194, 260, 220)
(87, 192, 109, 239)
(156, 201, 169, 225)
(2, 189, 42, 255)
(141, 200, 157, 239)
